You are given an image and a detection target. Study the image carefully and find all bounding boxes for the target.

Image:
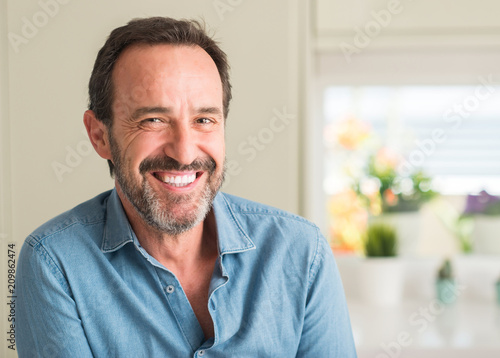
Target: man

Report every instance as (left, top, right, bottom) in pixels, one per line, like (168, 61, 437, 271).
(16, 17, 357, 357)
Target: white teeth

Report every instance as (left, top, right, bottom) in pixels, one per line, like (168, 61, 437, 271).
(157, 173, 197, 187)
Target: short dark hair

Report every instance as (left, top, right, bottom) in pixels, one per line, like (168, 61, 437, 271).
(87, 17, 232, 175)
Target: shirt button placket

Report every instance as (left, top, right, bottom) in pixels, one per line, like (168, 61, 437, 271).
(165, 285, 175, 294)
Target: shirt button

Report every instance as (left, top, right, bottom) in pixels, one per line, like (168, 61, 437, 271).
(166, 285, 175, 294)
(198, 350, 205, 356)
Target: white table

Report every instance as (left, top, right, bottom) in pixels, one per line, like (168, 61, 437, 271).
(349, 299, 500, 357)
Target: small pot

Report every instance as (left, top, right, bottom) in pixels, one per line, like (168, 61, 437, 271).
(436, 278, 457, 304)
(358, 257, 404, 305)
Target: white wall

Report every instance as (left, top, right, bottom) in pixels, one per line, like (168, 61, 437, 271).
(314, 0, 500, 51)
(2, 0, 309, 355)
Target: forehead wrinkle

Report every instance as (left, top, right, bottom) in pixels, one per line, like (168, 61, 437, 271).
(111, 44, 224, 120)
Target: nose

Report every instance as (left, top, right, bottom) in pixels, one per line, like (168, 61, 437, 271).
(162, 122, 198, 165)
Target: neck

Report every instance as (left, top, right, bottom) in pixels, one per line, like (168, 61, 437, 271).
(116, 185, 219, 272)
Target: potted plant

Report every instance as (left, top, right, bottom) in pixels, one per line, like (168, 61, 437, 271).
(436, 258, 457, 304)
(364, 222, 398, 257)
(461, 190, 500, 255)
(496, 275, 500, 305)
(358, 222, 404, 305)
(355, 149, 437, 214)
(356, 149, 437, 256)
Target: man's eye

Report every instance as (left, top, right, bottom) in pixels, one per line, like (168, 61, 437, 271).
(196, 117, 212, 124)
(140, 118, 162, 125)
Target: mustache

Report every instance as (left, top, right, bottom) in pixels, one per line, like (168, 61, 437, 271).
(139, 156, 216, 174)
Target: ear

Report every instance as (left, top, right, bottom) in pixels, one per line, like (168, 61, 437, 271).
(83, 110, 112, 161)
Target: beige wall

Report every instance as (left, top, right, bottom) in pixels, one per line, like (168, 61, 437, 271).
(1, 0, 14, 356)
(2, 0, 308, 355)
(7, 0, 307, 240)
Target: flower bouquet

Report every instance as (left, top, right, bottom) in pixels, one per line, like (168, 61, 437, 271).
(325, 117, 437, 254)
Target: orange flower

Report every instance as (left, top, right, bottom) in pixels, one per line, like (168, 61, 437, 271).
(383, 188, 399, 207)
(335, 117, 371, 150)
(374, 147, 401, 175)
(328, 189, 368, 253)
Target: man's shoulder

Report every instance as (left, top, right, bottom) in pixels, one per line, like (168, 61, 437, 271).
(218, 192, 320, 233)
(217, 192, 331, 279)
(27, 190, 113, 246)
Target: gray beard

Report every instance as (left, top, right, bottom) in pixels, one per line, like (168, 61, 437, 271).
(109, 132, 224, 236)
(134, 175, 216, 236)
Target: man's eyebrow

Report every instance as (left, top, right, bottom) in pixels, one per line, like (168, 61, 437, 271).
(130, 106, 223, 119)
(131, 107, 172, 119)
(196, 107, 223, 116)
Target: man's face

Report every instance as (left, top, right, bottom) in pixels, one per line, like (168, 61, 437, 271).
(109, 44, 225, 235)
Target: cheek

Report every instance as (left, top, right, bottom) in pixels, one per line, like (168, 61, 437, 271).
(206, 134, 225, 163)
(120, 133, 164, 169)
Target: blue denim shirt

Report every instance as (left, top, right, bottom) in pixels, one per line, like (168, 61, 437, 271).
(16, 189, 357, 357)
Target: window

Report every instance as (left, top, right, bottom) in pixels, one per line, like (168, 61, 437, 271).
(323, 85, 500, 196)
(306, 50, 500, 243)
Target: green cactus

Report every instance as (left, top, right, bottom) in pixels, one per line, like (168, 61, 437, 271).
(436, 258, 457, 304)
(364, 222, 398, 257)
(438, 259, 454, 280)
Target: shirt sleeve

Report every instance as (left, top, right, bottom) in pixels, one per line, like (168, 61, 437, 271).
(16, 237, 94, 358)
(296, 229, 358, 358)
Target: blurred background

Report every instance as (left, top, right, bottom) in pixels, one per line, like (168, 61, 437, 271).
(1, 0, 500, 357)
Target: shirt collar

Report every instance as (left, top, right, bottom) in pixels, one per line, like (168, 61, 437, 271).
(212, 192, 256, 255)
(101, 189, 136, 252)
(101, 189, 256, 255)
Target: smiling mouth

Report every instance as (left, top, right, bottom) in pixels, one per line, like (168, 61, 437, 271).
(153, 172, 201, 187)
